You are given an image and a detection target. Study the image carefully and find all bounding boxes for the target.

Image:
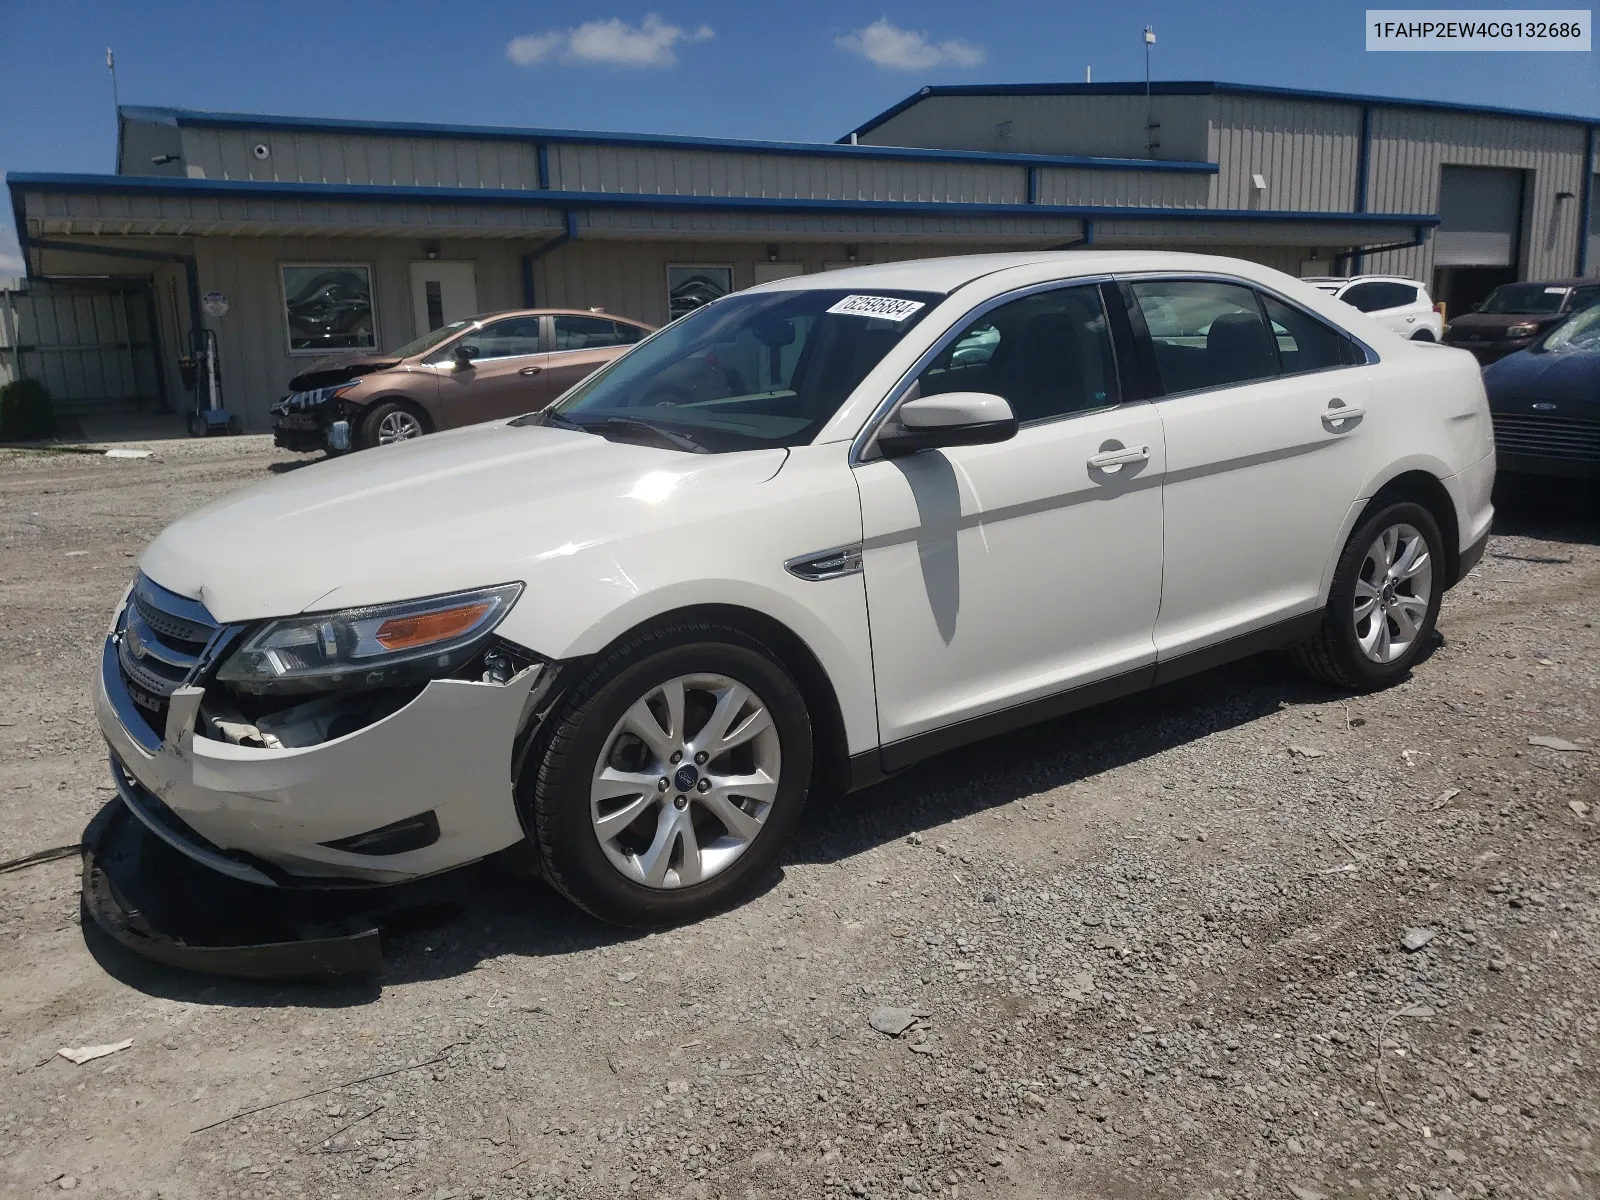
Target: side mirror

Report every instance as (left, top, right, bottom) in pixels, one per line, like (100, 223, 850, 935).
(452, 343, 477, 370)
(877, 392, 1018, 458)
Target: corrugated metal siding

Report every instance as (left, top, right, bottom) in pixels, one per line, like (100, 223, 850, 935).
(576, 208, 1083, 241)
(181, 128, 542, 189)
(1364, 109, 1588, 280)
(193, 237, 529, 430)
(1209, 96, 1363, 210)
(857, 93, 1211, 162)
(1090, 218, 1417, 247)
(549, 144, 1026, 204)
(22, 189, 563, 239)
(1034, 168, 1209, 208)
(0, 279, 160, 416)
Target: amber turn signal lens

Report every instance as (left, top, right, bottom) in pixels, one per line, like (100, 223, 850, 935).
(374, 601, 491, 651)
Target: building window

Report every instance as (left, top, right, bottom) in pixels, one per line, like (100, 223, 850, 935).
(666, 265, 733, 322)
(281, 263, 375, 354)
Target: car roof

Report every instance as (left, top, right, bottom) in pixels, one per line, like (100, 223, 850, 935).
(746, 250, 1329, 297)
(464, 308, 654, 326)
(1302, 274, 1423, 287)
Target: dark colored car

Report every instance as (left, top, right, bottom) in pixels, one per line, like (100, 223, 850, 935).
(271, 308, 653, 452)
(1444, 278, 1600, 364)
(1482, 303, 1600, 479)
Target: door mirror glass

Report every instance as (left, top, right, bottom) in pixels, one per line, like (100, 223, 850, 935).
(877, 392, 1017, 458)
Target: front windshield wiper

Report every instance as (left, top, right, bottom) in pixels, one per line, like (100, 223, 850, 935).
(585, 417, 709, 454)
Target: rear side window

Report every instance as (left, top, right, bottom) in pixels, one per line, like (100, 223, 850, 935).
(917, 284, 1118, 423)
(554, 315, 639, 351)
(1341, 281, 1417, 312)
(1129, 280, 1277, 393)
(1262, 296, 1352, 374)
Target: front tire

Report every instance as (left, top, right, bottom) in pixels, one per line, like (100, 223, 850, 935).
(1294, 500, 1444, 690)
(525, 623, 813, 926)
(359, 401, 427, 449)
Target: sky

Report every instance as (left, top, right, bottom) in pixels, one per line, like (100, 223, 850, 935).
(3, 0, 1597, 271)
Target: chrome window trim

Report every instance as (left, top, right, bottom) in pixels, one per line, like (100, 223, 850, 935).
(848, 273, 1118, 466)
(1115, 270, 1382, 369)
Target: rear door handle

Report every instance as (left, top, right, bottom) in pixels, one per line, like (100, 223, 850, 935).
(519, 366, 542, 376)
(1087, 445, 1150, 470)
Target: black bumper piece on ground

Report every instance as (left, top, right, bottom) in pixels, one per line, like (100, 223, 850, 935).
(272, 426, 327, 453)
(81, 800, 385, 981)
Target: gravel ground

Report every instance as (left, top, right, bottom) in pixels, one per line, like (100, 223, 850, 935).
(1, 439, 1596, 1200)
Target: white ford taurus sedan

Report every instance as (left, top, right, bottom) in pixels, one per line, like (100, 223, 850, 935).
(97, 252, 1495, 926)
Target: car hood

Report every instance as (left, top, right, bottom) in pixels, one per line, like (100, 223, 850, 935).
(286, 352, 404, 392)
(139, 422, 789, 622)
(1483, 349, 1600, 412)
(1447, 311, 1562, 335)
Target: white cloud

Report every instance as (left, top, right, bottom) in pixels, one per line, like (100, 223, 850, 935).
(835, 18, 985, 70)
(506, 15, 714, 69)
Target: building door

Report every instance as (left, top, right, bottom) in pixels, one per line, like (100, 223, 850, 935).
(409, 262, 478, 340)
(1432, 166, 1525, 314)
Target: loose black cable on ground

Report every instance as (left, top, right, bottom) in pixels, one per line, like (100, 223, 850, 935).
(0, 845, 82, 875)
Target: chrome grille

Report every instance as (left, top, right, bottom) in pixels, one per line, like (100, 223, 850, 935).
(1492, 413, 1600, 463)
(115, 573, 220, 738)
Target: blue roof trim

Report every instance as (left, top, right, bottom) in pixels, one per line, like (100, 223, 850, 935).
(118, 105, 1216, 175)
(6, 171, 1441, 227)
(843, 80, 1600, 140)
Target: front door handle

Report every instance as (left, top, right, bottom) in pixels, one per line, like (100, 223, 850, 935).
(1322, 399, 1364, 430)
(1087, 445, 1150, 471)
(519, 365, 543, 376)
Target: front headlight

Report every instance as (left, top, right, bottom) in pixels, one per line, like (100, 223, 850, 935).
(216, 583, 523, 694)
(1506, 323, 1538, 338)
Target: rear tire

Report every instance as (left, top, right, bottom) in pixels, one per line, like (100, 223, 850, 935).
(1293, 500, 1445, 691)
(358, 401, 428, 449)
(524, 622, 813, 927)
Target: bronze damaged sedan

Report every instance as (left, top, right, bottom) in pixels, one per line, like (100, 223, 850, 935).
(272, 309, 655, 452)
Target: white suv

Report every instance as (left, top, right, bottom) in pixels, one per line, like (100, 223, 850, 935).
(1307, 275, 1444, 341)
(97, 252, 1495, 927)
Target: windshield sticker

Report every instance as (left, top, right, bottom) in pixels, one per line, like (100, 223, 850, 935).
(827, 295, 926, 322)
(1544, 287, 1571, 294)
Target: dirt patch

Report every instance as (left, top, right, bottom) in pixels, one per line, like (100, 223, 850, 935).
(1, 443, 1596, 1199)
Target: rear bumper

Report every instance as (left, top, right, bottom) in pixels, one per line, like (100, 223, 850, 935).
(95, 629, 540, 886)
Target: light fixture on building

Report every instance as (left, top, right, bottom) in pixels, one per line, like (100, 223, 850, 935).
(150, 154, 179, 165)
(765, 243, 780, 262)
(845, 244, 859, 262)
(1555, 190, 1575, 202)
(424, 244, 440, 260)
(1251, 173, 1268, 193)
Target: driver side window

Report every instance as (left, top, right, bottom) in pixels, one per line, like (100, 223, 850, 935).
(916, 285, 1118, 424)
(430, 316, 542, 364)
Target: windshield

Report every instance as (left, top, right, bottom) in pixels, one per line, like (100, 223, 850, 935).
(1542, 304, 1600, 354)
(1480, 284, 1569, 315)
(531, 288, 941, 452)
(389, 320, 473, 358)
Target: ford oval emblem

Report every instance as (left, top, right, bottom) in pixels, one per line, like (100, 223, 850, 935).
(1531, 402, 1558, 411)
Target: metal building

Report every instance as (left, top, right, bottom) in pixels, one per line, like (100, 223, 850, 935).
(6, 80, 1596, 432)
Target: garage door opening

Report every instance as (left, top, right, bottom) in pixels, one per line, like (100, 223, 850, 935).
(1431, 165, 1526, 315)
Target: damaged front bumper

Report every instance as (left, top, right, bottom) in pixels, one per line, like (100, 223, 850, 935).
(95, 604, 548, 888)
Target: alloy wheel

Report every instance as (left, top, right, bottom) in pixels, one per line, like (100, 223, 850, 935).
(589, 673, 781, 889)
(1353, 522, 1433, 664)
(377, 410, 423, 443)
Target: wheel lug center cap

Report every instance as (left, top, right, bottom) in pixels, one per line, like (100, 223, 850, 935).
(672, 764, 699, 793)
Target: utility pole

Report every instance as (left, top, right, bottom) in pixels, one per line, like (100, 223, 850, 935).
(106, 47, 120, 113)
(1143, 27, 1160, 156)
